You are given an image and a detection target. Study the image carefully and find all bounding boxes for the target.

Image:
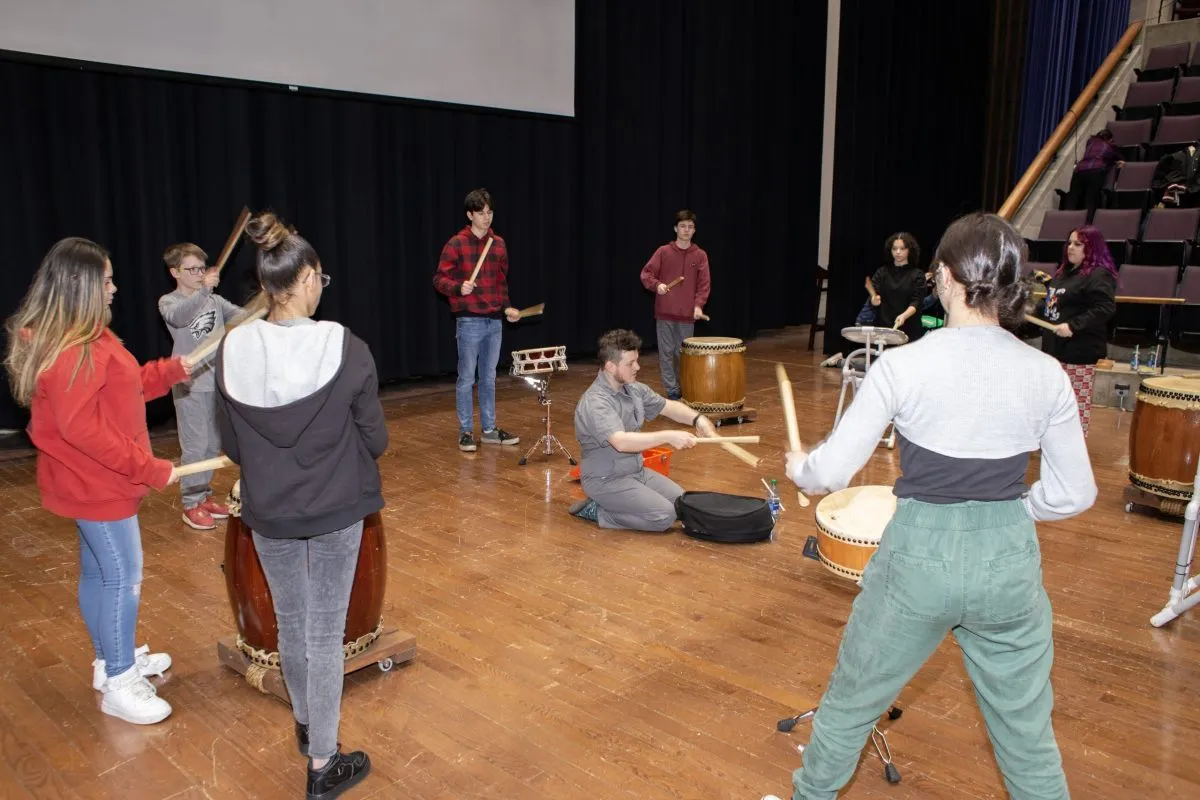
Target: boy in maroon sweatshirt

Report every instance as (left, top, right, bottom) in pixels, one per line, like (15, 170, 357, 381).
(639, 210, 711, 399)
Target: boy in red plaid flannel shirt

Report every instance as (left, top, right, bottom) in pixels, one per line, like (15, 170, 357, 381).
(433, 188, 522, 452)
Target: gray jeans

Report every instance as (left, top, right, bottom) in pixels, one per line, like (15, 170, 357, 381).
(582, 469, 684, 532)
(656, 320, 694, 397)
(172, 386, 221, 508)
(252, 521, 364, 760)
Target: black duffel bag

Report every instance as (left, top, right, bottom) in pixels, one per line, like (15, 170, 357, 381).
(674, 491, 775, 544)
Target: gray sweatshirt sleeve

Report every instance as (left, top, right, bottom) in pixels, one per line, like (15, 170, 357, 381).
(158, 288, 214, 329)
(217, 295, 245, 323)
(1023, 371, 1098, 521)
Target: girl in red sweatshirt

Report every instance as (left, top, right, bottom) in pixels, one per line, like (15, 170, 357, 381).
(4, 237, 189, 725)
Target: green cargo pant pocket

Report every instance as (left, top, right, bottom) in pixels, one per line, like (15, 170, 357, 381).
(984, 543, 1042, 623)
(884, 550, 952, 622)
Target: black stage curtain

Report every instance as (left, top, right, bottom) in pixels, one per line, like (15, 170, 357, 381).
(982, 0, 1031, 212)
(824, 2, 996, 356)
(0, 0, 825, 430)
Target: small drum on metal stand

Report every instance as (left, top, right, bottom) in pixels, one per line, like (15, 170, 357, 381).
(511, 346, 576, 467)
(813, 484, 896, 581)
(1125, 375, 1200, 516)
(835, 326, 908, 449)
(217, 481, 416, 703)
(679, 336, 756, 425)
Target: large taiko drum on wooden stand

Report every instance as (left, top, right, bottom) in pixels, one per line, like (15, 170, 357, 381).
(814, 485, 896, 581)
(679, 336, 746, 414)
(1128, 376, 1200, 510)
(223, 480, 388, 669)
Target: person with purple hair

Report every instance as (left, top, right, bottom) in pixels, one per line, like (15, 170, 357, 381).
(1038, 225, 1117, 436)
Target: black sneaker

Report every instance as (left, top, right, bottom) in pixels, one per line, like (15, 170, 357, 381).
(481, 428, 520, 446)
(307, 750, 371, 799)
(296, 721, 309, 756)
(458, 432, 477, 452)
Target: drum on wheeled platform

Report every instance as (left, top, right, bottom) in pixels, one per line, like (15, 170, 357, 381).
(222, 480, 388, 667)
(1128, 376, 1200, 503)
(814, 485, 896, 581)
(679, 336, 746, 414)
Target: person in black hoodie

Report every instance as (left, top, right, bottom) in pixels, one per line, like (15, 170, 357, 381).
(215, 211, 386, 800)
(862, 232, 926, 343)
(1038, 224, 1117, 437)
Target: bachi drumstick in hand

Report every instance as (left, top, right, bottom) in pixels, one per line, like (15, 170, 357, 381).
(775, 363, 811, 508)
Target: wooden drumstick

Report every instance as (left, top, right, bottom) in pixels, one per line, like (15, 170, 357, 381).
(467, 237, 494, 285)
(183, 292, 269, 369)
(517, 302, 545, 319)
(175, 455, 235, 478)
(1024, 314, 1059, 333)
(693, 435, 759, 444)
(664, 276, 685, 292)
(719, 441, 762, 468)
(775, 363, 811, 508)
(212, 207, 251, 275)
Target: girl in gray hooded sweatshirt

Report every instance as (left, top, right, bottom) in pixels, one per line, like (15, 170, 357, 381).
(216, 211, 386, 800)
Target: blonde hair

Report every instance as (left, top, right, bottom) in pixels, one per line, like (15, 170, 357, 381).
(163, 242, 208, 269)
(5, 238, 112, 407)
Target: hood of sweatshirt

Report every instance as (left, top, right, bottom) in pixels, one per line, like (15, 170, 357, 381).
(217, 318, 346, 449)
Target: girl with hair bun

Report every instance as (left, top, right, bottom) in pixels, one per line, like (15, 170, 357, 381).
(216, 211, 386, 798)
(765, 213, 1097, 800)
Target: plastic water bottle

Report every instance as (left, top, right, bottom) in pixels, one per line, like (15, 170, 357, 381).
(1130, 345, 1140, 372)
(1147, 345, 1158, 372)
(767, 479, 782, 520)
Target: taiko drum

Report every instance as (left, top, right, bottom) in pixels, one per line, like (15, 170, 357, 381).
(1128, 376, 1200, 502)
(223, 480, 387, 665)
(813, 485, 896, 581)
(679, 336, 746, 414)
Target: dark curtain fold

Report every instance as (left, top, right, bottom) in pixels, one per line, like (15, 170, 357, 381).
(1014, 0, 1130, 176)
(0, 0, 825, 430)
(982, 0, 1031, 212)
(824, 2, 996, 356)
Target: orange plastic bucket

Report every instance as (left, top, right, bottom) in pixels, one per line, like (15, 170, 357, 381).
(568, 447, 672, 481)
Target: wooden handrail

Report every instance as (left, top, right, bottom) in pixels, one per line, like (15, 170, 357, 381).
(998, 20, 1144, 220)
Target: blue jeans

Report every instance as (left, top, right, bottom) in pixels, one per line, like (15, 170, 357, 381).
(76, 516, 144, 678)
(455, 316, 502, 433)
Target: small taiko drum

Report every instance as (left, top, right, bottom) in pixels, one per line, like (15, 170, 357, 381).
(814, 485, 896, 581)
(1129, 376, 1200, 502)
(679, 336, 746, 414)
(223, 480, 388, 668)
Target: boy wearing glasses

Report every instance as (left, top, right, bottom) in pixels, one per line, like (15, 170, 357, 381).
(158, 243, 244, 529)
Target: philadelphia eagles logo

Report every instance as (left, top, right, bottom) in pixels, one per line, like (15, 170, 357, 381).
(189, 309, 217, 341)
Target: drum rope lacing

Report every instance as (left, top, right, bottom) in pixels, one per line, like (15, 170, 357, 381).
(236, 621, 385, 674)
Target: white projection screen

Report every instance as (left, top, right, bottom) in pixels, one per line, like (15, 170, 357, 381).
(0, 0, 576, 117)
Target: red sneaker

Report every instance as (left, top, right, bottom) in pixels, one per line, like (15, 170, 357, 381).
(181, 506, 216, 530)
(198, 496, 230, 519)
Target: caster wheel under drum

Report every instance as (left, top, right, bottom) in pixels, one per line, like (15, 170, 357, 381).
(378, 658, 394, 673)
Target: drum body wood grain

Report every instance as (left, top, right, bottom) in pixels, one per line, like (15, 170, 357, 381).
(1129, 377, 1200, 501)
(223, 481, 387, 665)
(679, 336, 746, 414)
(814, 485, 896, 581)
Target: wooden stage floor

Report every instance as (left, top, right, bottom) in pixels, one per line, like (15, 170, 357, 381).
(1, 326, 1198, 799)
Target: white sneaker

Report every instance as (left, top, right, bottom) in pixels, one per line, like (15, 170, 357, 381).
(92, 644, 172, 691)
(100, 666, 172, 725)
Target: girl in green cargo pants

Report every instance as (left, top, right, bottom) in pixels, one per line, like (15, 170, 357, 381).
(767, 213, 1097, 800)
